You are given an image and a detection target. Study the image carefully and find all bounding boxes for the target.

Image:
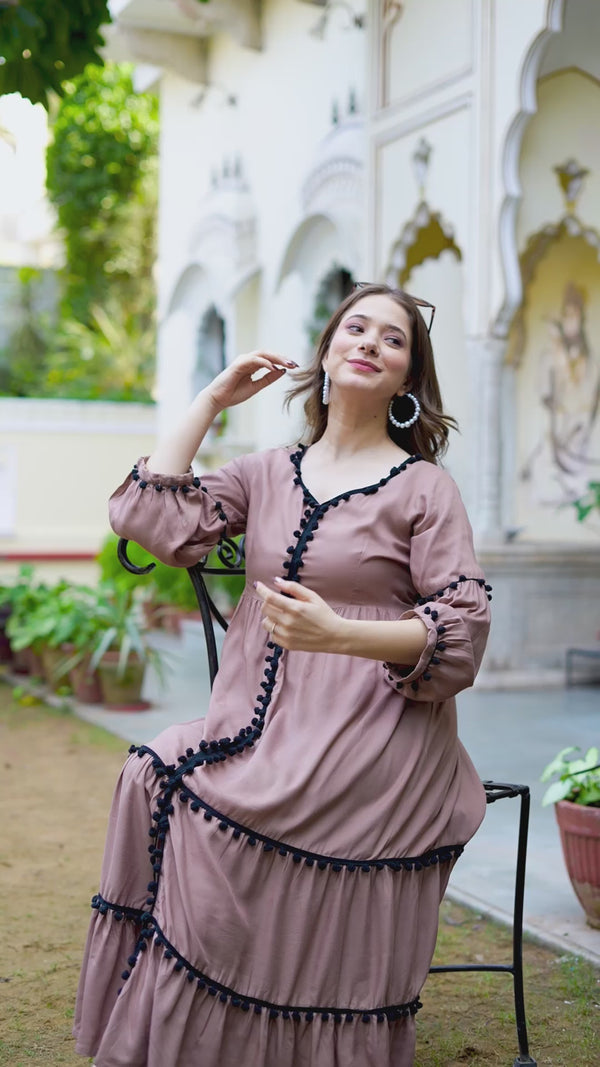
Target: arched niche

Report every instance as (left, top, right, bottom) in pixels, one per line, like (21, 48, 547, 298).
(493, 0, 600, 336)
(306, 263, 355, 347)
(158, 264, 226, 439)
(507, 227, 600, 542)
(193, 304, 226, 397)
(277, 213, 348, 290)
(386, 201, 462, 292)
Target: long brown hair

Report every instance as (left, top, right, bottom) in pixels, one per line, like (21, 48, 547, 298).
(285, 283, 457, 462)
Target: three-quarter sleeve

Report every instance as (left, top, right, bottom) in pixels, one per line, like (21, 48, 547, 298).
(73, 751, 157, 1056)
(384, 471, 491, 701)
(108, 455, 249, 567)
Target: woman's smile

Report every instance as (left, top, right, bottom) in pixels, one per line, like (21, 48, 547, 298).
(347, 357, 382, 373)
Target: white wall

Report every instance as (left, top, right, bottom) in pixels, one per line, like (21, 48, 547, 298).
(0, 400, 156, 579)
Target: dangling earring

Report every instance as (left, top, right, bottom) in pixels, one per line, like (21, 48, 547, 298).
(322, 371, 331, 406)
(388, 392, 420, 429)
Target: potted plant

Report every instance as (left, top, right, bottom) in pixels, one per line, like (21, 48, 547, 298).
(45, 583, 106, 702)
(541, 745, 600, 928)
(0, 580, 13, 666)
(96, 532, 197, 633)
(87, 585, 168, 710)
(2, 566, 50, 677)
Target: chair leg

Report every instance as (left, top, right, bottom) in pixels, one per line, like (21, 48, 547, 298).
(510, 787, 537, 1066)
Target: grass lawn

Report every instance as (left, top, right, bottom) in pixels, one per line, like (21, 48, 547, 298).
(0, 679, 597, 1066)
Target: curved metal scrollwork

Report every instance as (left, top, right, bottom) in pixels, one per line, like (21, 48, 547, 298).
(117, 538, 156, 575)
(201, 535, 246, 574)
(116, 534, 247, 690)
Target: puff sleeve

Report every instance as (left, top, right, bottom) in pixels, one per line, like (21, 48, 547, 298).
(108, 455, 249, 567)
(384, 471, 491, 701)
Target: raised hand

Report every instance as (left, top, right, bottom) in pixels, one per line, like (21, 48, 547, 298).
(207, 352, 298, 413)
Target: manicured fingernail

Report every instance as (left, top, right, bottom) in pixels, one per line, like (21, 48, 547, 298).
(273, 576, 284, 584)
(286, 361, 299, 368)
(252, 580, 258, 588)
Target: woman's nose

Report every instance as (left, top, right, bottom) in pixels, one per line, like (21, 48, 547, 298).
(359, 334, 377, 353)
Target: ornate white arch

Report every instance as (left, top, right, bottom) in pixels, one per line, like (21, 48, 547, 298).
(385, 200, 461, 287)
(494, 0, 566, 337)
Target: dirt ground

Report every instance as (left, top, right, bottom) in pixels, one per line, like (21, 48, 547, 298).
(0, 681, 598, 1067)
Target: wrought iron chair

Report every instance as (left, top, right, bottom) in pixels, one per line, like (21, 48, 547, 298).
(118, 535, 537, 1067)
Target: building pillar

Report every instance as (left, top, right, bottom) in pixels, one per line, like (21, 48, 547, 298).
(468, 334, 506, 544)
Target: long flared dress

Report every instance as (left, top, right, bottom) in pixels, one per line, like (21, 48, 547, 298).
(74, 444, 491, 1067)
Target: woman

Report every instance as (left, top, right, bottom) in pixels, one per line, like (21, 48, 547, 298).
(74, 284, 491, 1067)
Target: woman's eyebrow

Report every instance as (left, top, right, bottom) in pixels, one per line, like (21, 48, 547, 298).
(346, 313, 407, 341)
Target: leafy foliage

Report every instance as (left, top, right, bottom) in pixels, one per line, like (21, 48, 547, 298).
(541, 746, 600, 807)
(39, 62, 158, 400)
(0, 1, 112, 109)
(0, 267, 51, 395)
(46, 63, 158, 325)
(572, 481, 600, 523)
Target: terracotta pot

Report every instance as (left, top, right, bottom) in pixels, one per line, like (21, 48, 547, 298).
(68, 653, 103, 704)
(0, 606, 13, 665)
(40, 646, 71, 693)
(62, 643, 102, 704)
(12, 647, 44, 677)
(555, 799, 600, 928)
(96, 650, 150, 711)
(143, 600, 164, 631)
(156, 604, 184, 635)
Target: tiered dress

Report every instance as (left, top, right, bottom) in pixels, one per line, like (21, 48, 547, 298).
(73, 444, 491, 1067)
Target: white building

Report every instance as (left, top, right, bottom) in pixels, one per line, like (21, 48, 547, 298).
(86, 1, 600, 676)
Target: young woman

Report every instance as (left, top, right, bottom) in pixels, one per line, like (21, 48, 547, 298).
(74, 284, 491, 1067)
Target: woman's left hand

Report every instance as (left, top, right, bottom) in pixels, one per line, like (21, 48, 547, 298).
(255, 577, 344, 652)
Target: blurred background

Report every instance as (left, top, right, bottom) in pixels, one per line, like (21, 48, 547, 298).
(0, 0, 599, 686)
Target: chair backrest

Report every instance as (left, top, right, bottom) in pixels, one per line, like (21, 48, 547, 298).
(117, 535, 246, 689)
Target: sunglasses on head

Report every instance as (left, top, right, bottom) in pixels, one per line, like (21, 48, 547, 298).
(353, 282, 436, 335)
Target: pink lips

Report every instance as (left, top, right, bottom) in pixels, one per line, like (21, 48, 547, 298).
(347, 359, 381, 373)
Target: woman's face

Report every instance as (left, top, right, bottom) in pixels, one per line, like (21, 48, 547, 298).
(323, 294, 413, 402)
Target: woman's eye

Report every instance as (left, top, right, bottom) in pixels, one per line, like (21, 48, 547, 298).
(386, 336, 403, 346)
(347, 323, 362, 333)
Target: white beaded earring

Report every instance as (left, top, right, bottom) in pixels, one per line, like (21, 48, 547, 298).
(322, 372, 331, 406)
(388, 392, 420, 429)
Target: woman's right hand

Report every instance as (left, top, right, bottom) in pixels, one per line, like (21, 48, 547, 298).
(206, 351, 298, 412)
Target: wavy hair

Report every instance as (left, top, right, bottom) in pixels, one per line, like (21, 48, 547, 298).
(285, 283, 457, 463)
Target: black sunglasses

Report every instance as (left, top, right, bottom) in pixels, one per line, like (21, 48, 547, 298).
(353, 282, 436, 335)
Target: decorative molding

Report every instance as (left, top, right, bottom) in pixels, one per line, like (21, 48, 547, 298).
(385, 200, 461, 288)
(301, 114, 364, 217)
(191, 157, 258, 274)
(494, 0, 566, 338)
(505, 214, 600, 370)
(379, 0, 474, 114)
(372, 90, 472, 148)
(554, 157, 589, 213)
(411, 137, 432, 198)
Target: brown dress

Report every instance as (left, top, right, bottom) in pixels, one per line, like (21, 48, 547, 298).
(73, 445, 491, 1067)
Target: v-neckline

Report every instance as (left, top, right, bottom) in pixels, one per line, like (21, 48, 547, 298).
(289, 444, 423, 509)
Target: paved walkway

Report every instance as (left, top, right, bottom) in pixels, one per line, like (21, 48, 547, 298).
(72, 627, 600, 966)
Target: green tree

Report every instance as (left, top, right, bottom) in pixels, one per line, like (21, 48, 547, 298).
(46, 62, 158, 327)
(42, 62, 158, 400)
(0, 267, 50, 395)
(0, 1, 112, 109)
